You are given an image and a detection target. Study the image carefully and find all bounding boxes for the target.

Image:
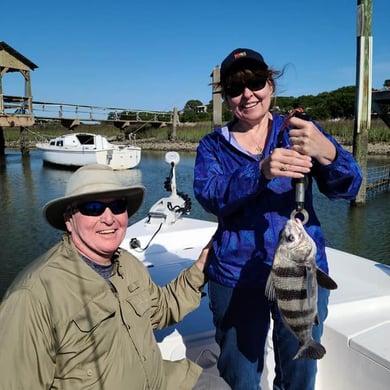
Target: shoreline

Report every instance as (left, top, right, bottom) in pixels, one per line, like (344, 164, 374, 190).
(132, 138, 390, 156)
(5, 138, 390, 156)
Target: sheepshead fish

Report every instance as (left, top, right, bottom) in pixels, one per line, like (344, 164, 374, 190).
(265, 218, 337, 360)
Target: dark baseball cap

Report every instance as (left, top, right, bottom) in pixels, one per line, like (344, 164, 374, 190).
(220, 48, 268, 81)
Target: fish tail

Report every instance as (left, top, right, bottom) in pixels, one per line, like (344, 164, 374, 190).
(293, 340, 326, 360)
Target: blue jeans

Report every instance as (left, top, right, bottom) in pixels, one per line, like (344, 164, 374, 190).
(208, 280, 329, 390)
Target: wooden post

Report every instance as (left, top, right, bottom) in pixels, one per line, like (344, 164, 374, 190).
(0, 79, 3, 156)
(170, 107, 178, 141)
(23, 70, 33, 114)
(20, 127, 29, 155)
(352, 0, 372, 206)
(0, 71, 3, 113)
(212, 66, 222, 128)
(0, 127, 5, 156)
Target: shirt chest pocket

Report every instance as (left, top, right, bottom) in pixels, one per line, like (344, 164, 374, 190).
(126, 281, 151, 317)
(73, 295, 116, 333)
(56, 295, 117, 375)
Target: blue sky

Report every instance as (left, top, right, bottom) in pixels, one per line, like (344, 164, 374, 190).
(2, 0, 389, 112)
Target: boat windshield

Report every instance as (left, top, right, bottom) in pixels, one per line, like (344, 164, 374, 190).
(76, 134, 95, 145)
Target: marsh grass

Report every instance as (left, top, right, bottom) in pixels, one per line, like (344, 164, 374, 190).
(317, 118, 390, 144)
(140, 119, 390, 144)
(3, 118, 389, 145)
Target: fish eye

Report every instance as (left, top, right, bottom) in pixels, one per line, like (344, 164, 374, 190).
(287, 234, 295, 242)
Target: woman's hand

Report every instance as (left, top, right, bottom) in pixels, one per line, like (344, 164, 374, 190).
(287, 116, 336, 165)
(260, 116, 338, 180)
(260, 148, 312, 180)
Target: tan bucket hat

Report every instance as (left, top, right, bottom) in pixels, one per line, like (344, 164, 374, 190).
(43, 164, 145, 230)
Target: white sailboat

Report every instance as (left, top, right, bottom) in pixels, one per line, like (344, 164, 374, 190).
(36, 133, 141, 170)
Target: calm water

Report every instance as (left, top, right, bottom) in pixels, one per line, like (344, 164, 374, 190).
(1, 149, 389, 299)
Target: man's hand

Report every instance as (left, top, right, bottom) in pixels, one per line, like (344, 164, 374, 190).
(195, 240, 212, 272)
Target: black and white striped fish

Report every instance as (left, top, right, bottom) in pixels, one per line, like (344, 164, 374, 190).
(265, 218, 337, 360)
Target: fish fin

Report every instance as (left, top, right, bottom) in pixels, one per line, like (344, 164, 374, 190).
(293, 340, 326, 360)
(316, 268, 338, 290)
(265, 274, 276, 301)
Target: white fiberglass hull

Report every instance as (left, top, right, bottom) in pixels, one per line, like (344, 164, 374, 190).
(38, 147, 99, 167)
(36, 139, 141, 170)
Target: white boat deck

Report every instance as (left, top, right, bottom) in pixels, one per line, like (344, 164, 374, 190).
(122, 216, 390, 390)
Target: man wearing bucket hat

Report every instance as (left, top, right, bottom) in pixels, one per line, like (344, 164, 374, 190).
(0, 164, 229, 389)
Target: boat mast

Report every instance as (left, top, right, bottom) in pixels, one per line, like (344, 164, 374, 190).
(352, 0, 372, 206)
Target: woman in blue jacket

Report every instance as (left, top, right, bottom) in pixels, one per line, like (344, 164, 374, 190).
(194, 48, 362, 390)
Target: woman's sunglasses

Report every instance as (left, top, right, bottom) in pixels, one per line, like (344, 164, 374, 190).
(75, 199, 128, 216)
(225, 77, 267, 98)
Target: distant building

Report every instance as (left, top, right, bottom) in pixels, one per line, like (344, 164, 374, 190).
(196, 105, 207, 113)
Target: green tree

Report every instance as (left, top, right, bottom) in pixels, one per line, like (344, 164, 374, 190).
(181, 99, 212, 122)
(183, 100, 203, 112)
(272, 96, 296, 113)
(330, 86, 355, 118)
(182, 85, 359, 123)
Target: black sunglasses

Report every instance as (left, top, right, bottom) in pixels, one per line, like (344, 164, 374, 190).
(75, 199, 128, 217)
(225, 77, 267, 98)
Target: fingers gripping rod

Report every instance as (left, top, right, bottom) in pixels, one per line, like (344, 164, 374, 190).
(279, 109, 311, 225)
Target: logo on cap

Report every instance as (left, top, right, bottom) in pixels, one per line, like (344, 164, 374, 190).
(233, 51, 247, 59)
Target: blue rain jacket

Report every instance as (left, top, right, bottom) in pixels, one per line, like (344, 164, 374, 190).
(194, 113, 362, 288)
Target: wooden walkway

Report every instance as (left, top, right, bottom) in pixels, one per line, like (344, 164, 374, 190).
(1, 96, 175, 130)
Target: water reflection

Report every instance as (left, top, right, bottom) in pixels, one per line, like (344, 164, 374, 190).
(315, 190, 390, 263)
(0, 149, 389, 300)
